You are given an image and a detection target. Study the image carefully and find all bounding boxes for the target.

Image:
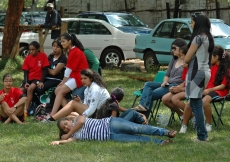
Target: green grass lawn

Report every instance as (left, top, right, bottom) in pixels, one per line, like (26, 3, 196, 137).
(0, 58, 230, 162)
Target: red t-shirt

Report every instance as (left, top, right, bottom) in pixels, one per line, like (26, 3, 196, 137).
(182, 67, 188, 81)
(0, 87, 23, 108)
(66, 47, 89, 87)
(206, 64, 228, 97)
(22, 52, 50, 81)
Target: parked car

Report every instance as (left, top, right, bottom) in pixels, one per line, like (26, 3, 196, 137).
(76, 11, 152, 34)
(0, 18, 137, 67)
(0, 12, 46, 26)
(134, 18, 230, 71)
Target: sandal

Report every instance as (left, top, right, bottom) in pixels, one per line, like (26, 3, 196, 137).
(166, 130, 177, 138)
(161, 139, 173, 146)
(132, 105, 147, 112)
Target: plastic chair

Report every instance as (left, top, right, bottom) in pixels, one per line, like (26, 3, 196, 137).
(131, 71, 166, 122)
(131, 71, 166, 108)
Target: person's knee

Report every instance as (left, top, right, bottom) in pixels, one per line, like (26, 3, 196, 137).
(162, 95, 169, 104)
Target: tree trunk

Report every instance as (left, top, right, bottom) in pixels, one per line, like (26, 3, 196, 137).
(2, 0, 24, 59)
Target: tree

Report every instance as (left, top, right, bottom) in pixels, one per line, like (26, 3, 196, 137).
(2, 0, 24, 58)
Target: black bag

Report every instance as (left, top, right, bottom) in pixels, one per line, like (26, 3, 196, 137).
(27, 102, 38, 116)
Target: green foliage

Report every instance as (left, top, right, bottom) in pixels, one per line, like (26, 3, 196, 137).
(1, 68, 230, 161)
(0, 56, 24, 88)
(0, 0, 47, 11)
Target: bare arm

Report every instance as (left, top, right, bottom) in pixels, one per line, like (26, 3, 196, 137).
(111, 110, 118, 117)
(50, 138, 76, 145)
(161, 76, 169, 87)
(203, 84, 226, 95)
(61, 115, 86, 140)
(184, 44, 199, 64)
(119, 106, 127, 112)
(14, 96, 27, 107)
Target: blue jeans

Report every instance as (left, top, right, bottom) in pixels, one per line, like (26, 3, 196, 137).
(139, 82, 177, 117)
(190, 98, 208, 141)
(119, 109, 144, 124)
(109, 117, 167, 144)
(72, 86, 86, 101)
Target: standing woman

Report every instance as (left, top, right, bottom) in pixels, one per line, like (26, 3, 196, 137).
(50, 33, 88, 117)
(0, 74, 27, 124)
(36, 38, 67, 98)
(183, 12, 214, 141)
(21, 41, 50, 112)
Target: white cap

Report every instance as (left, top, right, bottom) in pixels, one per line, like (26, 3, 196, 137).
(46, 3, 54, 8)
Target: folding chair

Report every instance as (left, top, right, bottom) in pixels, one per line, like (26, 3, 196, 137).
(211, 94, 230, 130)
(131, 71, 166, 122)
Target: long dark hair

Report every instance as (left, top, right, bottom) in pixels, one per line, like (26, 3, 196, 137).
(57, 118, 69, 139)
(81, 69, 107, 88)
(171, 38, 187, 59)
(96, 87, 124, 119)
(61, 33, 84, 51)
(212, 46, 230, 88)
(189, 12, 214, 65)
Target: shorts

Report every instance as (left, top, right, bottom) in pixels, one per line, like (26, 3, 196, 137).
(0, 114, 25, 123)
(65, 78, 77, 90)
(205, 91, 219, 99)
(21, 79, 40, 87)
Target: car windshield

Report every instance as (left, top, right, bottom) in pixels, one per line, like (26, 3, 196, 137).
(211, 22, 230, 38)
(106, 14, 145, 27)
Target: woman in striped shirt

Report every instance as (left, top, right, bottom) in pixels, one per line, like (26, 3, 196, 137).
(50, 115, 177, 146)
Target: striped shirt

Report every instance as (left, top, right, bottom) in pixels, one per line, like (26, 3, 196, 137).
(72, 117, 111, 141)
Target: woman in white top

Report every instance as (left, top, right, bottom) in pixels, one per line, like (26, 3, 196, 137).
(47, 69, 110, 121)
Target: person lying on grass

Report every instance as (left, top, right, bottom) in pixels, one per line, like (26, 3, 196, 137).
(50, 115, 177, 146)
(0, 73, 27, 124)
(96, 87, 148, 124)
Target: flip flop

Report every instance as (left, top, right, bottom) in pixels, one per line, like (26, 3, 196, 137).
(161, 139, 173, 146)
(166, 130, 177, 138)
(132, 105, 147, 111)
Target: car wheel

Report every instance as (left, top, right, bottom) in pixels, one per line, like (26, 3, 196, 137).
(101, 48, 122, 68)
(144, 50, 160, 72)
(19, 46, 29, 58)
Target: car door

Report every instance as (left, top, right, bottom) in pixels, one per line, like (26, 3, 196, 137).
(75, 20, 113, 59)
(150, 21, 175, 64)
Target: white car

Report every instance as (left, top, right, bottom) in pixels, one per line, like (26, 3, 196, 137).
(0, 18, 137, 67)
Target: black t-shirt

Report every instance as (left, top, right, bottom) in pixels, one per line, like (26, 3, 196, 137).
(47, 53, 67, 80)
(97, 102, 119, 119)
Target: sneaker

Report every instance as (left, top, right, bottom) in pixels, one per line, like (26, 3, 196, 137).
(206, 124, 212, 132)
(179, 125, 187, 133)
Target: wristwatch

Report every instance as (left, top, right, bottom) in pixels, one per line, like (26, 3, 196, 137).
(14, 105, 18, 109)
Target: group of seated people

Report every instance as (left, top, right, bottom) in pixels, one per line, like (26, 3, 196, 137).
(0, 34, 229, 145)
(133, 38, 230, 135)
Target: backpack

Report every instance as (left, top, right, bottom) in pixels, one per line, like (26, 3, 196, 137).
(34, 103, 53, 121)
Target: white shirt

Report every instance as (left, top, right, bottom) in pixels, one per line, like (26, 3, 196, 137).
(82, 82, 110, 117)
